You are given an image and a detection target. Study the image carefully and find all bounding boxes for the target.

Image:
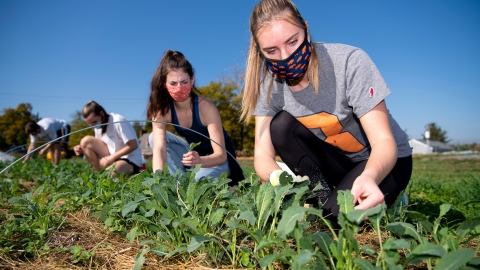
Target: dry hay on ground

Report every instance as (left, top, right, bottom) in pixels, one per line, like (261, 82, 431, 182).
(0, 210, 228, 270)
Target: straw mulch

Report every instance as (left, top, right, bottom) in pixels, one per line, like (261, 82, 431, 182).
(0, 209, 234, 270)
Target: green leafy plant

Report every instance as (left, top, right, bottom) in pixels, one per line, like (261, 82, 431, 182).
(70, 245, 96, 264)
(188, 142, 201, 152)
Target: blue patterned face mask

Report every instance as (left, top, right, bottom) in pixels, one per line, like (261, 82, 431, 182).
(263, 34, 312, 81)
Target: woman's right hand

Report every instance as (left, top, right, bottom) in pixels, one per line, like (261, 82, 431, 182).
(351, 174, 385, 211)
(73, 145, 83, 156)
(181, 151, 201, 167)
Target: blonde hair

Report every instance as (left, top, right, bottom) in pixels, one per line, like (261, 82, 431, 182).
(240, 0, 320, 124)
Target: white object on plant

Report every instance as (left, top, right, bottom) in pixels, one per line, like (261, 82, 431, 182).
(269, 162, 310, 186)
(276, 161, 295, 176)
(276, 161, 308, 182)
(269, 169, 283, 186)
(292, 175, 309, 182)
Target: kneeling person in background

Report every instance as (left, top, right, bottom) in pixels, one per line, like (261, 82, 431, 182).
(24, 118, 71, 165)
(73, 101, 142, 176)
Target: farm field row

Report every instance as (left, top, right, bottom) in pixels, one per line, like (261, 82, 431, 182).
(0, 154, 478, 269)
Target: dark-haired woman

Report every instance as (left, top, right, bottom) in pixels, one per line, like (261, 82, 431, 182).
(146, 50, 243, 185)
(241, 0, 412, 219)
(73, 101, 142, 176)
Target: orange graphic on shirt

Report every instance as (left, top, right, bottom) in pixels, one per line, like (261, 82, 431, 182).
(297, 112, 364, 152)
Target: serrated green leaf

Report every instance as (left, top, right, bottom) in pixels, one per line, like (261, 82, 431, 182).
(209, 207, 227, 226)
(130, 213, 153, 224)
(255, 183, 274, 229)
(126, 226, 138, 243)
(337, 190, 354, 213)
(291, 249, 313, 270)
(187, 235, 213, 252)
(354, 258, 375, 270)
(438, 203, 452, 217)
(8, 196, 31, 206)
(185, 180, 198, 206)
(226, 219, 261, 243)
(133, 247, 150, 270)
(405, 210, 428, 220)
(386, 222, 423, 242)
(272, 184, 292, 213)
(288, 184, 309, 207)
(345, 204, 383, 224)
(165, 245, 187, 259)
(193, 182, 212, 208)
(47, 192, 70, 209)
(312, 231, 333, 256)
(456, 217, 480, 240)
(151, 184, 170, 207)
(405, 242, 446, 265)
(382, 238, 410, 251)
(188, 142, 201, 152)
(259, 254, 279, 268)
(239, 210, 256, 226)
(434, 248, 475, 270)
(277, 206, 307, 240)
(104, 217, 114, 227)
(144, 207, 155, 217)
(180, 217, 199, 232)
(150, 245, 169, 257)
(122, 201, 139, 217)
(360, 244, 377, 256)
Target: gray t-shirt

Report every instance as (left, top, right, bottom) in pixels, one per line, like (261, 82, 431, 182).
(254, 43, 411, 162)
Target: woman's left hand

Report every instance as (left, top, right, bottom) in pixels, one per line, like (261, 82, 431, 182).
(351, 174, 385, 210)
(181, 151, 200, 167)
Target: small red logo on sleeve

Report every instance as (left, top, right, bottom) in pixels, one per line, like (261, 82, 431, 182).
(369, 87, 374, 97)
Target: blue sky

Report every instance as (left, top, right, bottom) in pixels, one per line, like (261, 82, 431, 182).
(1, 0, 479, 144)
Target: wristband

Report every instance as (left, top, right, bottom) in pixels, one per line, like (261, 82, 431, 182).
(269, 170, 283, 186)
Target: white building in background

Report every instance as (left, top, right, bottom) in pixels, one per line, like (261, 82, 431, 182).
(408, 139, 454, 154)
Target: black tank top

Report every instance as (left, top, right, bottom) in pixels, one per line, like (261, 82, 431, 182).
(170, 95, 244, 184)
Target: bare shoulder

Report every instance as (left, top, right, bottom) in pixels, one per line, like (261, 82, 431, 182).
(197, 96, 218, 114)
(151, 110, 172, 127)
(197, 96, 221, 125)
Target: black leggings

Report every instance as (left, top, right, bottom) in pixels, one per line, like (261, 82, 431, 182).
(270, 111, 412, 218)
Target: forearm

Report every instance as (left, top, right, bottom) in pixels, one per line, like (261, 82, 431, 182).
(24, 144, 35, 161)
(253, 116, 279, 181)
(361, 137, 397, 185)
(152, 146, 167, 172)
(198, 152, 227, 168)
(254, 150, 281, 181)
(110, 140, 138, 161)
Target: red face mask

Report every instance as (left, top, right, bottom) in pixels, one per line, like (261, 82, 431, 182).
(166, 81, 192, 102)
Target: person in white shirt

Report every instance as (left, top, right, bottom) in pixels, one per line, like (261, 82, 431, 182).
(24, 118, 70, 165)
(73, 101, 142, 176)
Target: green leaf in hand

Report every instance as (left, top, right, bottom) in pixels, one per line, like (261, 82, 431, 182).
(189, 142, 201, 152)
